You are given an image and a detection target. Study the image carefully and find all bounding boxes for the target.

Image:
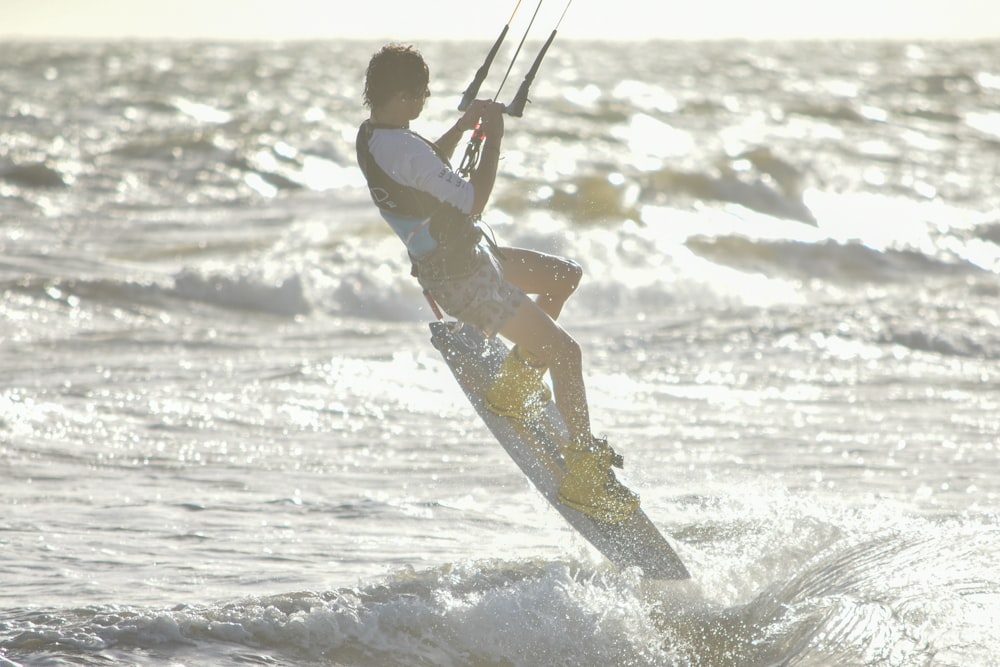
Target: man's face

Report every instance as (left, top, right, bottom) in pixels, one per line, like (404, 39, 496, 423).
(402, 84, 430, 119)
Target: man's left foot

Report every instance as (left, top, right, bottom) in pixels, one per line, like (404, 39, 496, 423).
(558, 436, 639, 524)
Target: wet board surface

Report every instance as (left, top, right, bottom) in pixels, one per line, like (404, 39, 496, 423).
(429, 321, 690, 580)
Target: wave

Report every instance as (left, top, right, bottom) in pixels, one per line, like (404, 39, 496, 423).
(975, 221, 1000, 244)
(747, 527, 1000, 666)
(496, 145, 817, 226)
(3, 507, 997, 667)
(885, 324, 998, 359)
(640, 166, 816, 225)
(685, 235, 982, 284)
(102, 129, 363, 202)
(0, 161, 69, 188)
(0, 267, 312, 322)
(0, 561, 682, 667)
(172, 269, 311, 317)
(109, 130, 229, 162)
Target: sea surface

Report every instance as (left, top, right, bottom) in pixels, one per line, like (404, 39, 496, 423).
(2, 36, 1000, 666)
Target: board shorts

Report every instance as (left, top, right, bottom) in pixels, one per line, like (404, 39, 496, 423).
(414, 241, 529, 337)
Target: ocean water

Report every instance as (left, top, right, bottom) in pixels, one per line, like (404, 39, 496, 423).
(2, 36, 1000, 666)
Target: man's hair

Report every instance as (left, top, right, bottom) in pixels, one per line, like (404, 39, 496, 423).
(363, 44, 429, 109)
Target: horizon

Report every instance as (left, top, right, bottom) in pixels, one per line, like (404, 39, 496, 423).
(4, 0, 999, 42)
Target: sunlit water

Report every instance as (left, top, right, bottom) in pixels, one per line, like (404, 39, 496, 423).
(2, 38, 999, 666)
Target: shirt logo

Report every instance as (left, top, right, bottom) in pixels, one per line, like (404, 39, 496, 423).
(370, 187, 397, 209)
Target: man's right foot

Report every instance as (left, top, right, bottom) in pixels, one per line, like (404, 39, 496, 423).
(558, 437, 639, 524)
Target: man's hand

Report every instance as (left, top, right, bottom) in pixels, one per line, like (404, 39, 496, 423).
(459, 99, 505, 137)
(478, 100, 505, 139)
(457, 99, 487, 132)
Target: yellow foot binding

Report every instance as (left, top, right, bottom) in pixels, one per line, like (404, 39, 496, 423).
(485, 346, 552, 420)
(558, 437, 639, 524)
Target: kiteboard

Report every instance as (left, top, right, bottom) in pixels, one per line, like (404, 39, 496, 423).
(429, 320, 690, 580)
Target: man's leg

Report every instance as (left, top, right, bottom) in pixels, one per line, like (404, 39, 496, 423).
(497, 247, 582, 321)
(497, 298, 590, 443)
(496, 298, 638, 523)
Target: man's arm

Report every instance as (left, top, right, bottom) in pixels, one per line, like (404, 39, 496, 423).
(434, 99, 489, 158)
(468, 102, 505, 216)
(435, 122, 468, 158)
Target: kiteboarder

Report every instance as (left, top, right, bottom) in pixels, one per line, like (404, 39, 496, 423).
(355, 43, 637, 523)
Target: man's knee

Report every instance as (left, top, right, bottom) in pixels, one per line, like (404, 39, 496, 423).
(561, 259, 583, 294)
(545, 331, 581, 369)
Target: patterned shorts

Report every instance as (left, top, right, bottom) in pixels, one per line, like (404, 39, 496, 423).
(415, 243, 529, 337)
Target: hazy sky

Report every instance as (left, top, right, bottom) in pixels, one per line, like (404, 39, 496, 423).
(4, 0, 999, 41)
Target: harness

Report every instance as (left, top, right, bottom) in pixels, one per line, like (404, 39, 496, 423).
(355, 121, 483, 278)
(355, 122, 485, 331)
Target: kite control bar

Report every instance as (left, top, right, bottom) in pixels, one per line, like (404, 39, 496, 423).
(456, 0, 573, 176)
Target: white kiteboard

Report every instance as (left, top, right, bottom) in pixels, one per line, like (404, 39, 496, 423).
(429, 321, 690, 580)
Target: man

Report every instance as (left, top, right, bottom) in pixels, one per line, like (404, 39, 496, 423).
(355, 44, 637, 523)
